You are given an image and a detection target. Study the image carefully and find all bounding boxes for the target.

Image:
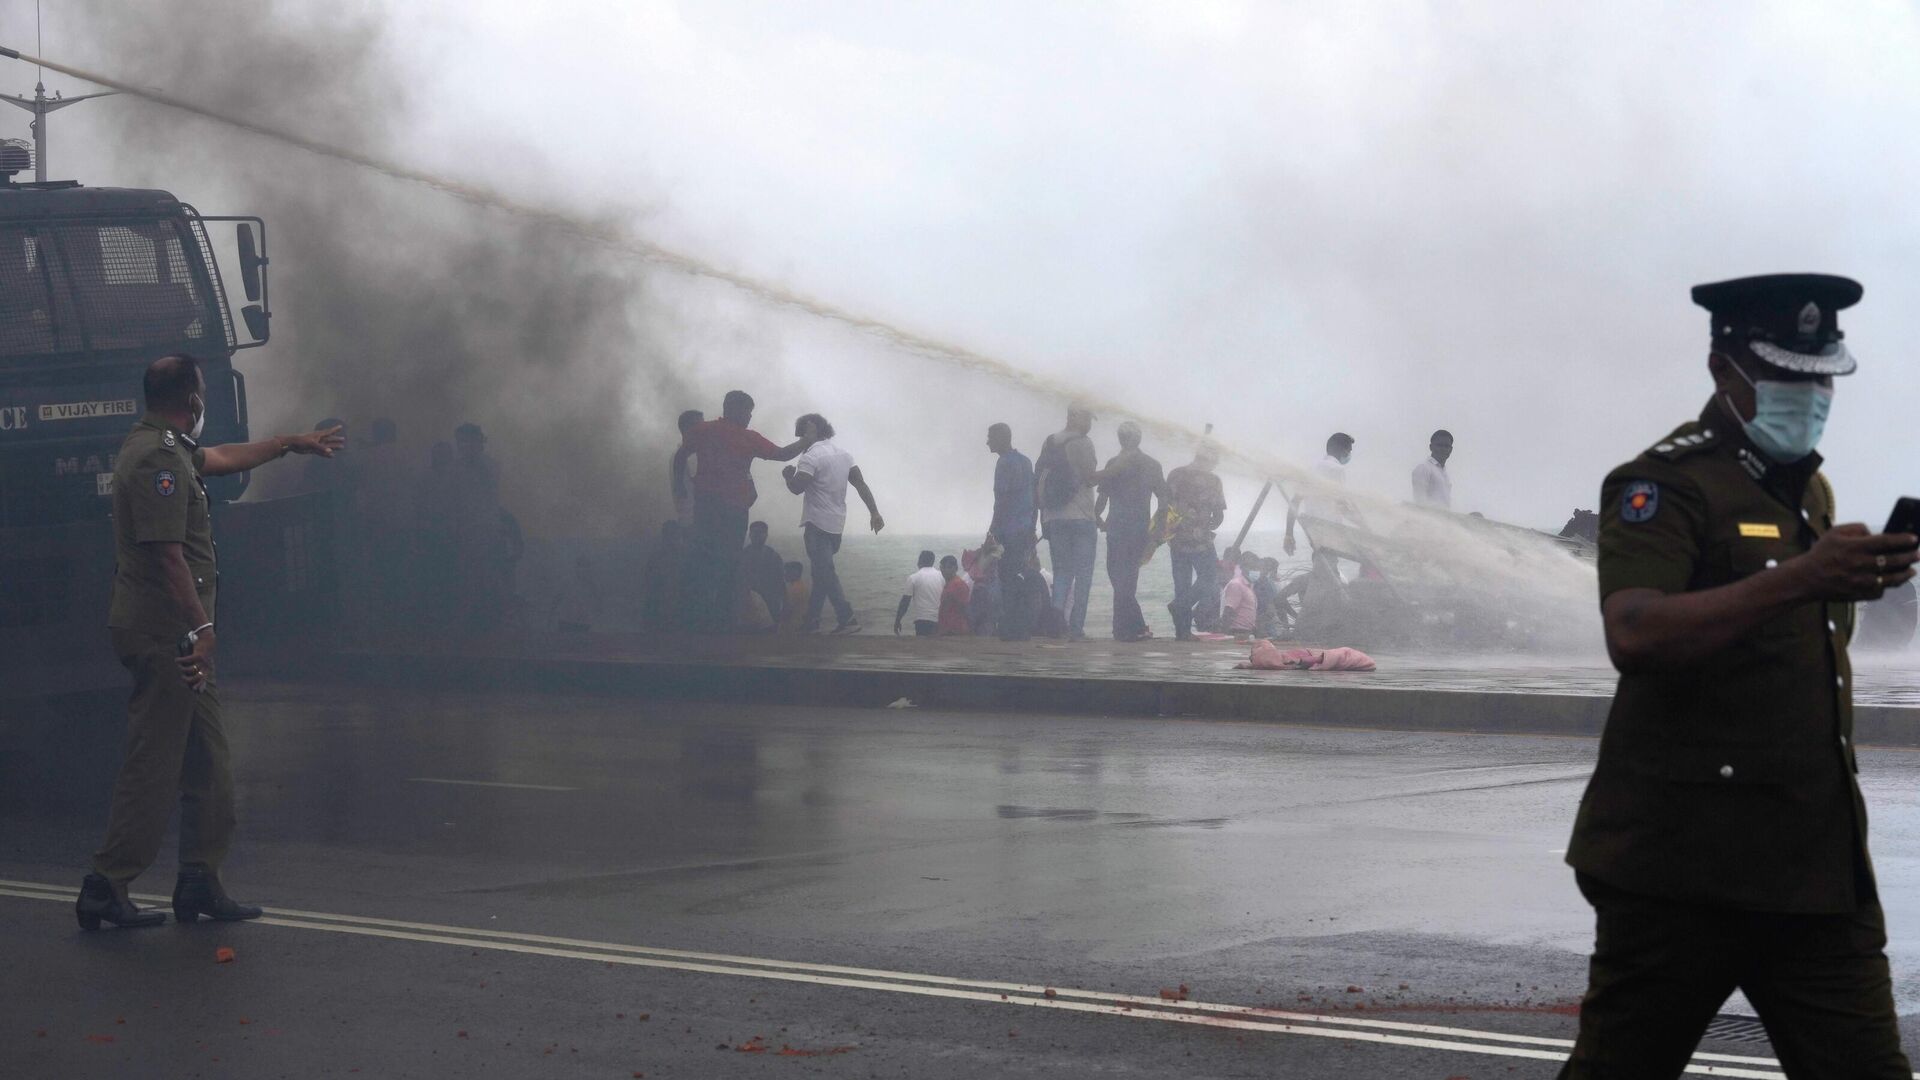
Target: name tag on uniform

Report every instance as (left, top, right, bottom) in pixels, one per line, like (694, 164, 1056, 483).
(1738, 523, 1782, 539)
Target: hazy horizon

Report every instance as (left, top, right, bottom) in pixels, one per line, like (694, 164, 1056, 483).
(3, 0, 1918, 538)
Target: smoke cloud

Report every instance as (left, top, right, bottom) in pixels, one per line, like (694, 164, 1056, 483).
(55, 0, 757, 537)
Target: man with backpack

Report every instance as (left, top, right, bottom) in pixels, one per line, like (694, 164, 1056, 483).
(1036, 405, 1100, 641)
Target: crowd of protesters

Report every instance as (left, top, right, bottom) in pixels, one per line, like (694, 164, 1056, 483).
(658, 389, 1457, 642)
(663, 391, 885, 635)
(304, 416, 528, 633)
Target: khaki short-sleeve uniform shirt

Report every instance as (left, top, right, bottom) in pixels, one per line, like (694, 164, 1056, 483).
(107, 412, 217, 637)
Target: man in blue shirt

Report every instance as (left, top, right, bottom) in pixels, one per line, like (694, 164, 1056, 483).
(987, 422, 1037, 641)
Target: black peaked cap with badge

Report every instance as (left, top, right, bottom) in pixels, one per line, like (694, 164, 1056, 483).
(1692, 272, 1862, 376)
(1565, 273, 1873, 916)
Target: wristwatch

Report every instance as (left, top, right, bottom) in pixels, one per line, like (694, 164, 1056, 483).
(183, 621, 215, 648)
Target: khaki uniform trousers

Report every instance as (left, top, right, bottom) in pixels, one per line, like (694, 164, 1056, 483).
(91, 629, 235, 886)
(1559, 873, 1910, 1079)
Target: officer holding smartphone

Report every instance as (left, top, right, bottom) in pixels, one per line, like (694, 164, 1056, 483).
(75, 353, 343, 931)
(1558, 275, 1920, 1077)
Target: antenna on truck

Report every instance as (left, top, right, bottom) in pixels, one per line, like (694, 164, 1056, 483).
(0, 4, 117, 182)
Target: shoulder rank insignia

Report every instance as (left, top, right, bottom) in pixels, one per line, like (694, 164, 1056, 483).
(1621, 480, 1659, 523)
(1647, 426, 1717, 461)
(154, 470, 177, 497)
(162, 431, 176, 447)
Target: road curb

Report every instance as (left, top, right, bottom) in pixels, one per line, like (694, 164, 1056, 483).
(315, 651, 1613, 736)
(290, 651, 1920, 745)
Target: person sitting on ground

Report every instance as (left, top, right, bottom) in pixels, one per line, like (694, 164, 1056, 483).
(742, 520, 787, 624)
(1220, 551, 1260, 639)
(1253, 556, 1287, 639)
(778, 562, 810, 634)
(1030, 549, 1067, 638)
(963, 536, 1002, 637)
(1205, 543, 1244, 632)
(894, 550, 944, 637)
(937, 555, 973, 636)
(734, 576, 775, 634)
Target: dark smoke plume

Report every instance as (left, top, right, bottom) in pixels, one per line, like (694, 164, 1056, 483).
(68, 0, 713, 537)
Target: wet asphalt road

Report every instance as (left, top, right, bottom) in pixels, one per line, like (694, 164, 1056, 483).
(5, 681, 1920, 1078)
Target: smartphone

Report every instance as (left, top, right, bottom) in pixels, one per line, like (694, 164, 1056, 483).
(177, 633, 205, 694)
(1884, 497, 1920, 549)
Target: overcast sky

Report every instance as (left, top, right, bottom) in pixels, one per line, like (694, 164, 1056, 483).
(6, 0, 1920, 535)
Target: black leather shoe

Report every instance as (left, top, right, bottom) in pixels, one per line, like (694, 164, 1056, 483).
(75, 874, 166, 930)
(172, 867, 263, 923)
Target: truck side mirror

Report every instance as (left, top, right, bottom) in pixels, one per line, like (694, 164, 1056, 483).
(241, 304, 269, 342)
(236, 223, 265, 303)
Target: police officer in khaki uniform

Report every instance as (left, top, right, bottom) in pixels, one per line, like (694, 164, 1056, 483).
(1560, 275, 1919, 1077)
(75, 353, 344, 930)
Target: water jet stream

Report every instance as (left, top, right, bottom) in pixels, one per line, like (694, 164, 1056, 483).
(0, 45, 1287, 474)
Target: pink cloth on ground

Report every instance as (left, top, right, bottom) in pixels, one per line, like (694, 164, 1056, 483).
(1240, 642, 1377, 672)
(1219, 569, 1257, 633)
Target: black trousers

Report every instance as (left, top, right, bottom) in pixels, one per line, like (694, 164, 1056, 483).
(684, 500, 749, 632)
(1106, 527, 1149, 640)
(996, 529, 1036, 641)
(1559, 872, 1909, 1079)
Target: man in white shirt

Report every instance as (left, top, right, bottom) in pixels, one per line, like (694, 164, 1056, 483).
(1284, 432, 1354, 556)
(894, 550, 945, 636)
(783, 413, 884, 633)
(1411, 429, 1454, 510)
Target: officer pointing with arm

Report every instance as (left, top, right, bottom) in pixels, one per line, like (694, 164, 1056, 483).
(75, 353, 344, 931)
(1559, 276, 1918, 1078)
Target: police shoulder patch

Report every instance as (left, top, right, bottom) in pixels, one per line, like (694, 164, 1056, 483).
(154, 470, 177, 497)
(1621, 480, 1659, 523)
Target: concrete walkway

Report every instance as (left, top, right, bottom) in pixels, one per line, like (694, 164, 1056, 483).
(305, 632, 1920, 747)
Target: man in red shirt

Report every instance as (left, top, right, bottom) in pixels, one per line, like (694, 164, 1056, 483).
(672, 391, 812, 632)
(936, 555, 973, 636)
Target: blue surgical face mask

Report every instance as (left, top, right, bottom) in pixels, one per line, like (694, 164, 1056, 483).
(1334, 451, 1352, 465)
(1725, 358, 1832, 463)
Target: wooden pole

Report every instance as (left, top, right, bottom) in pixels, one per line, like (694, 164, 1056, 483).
(1231, 480, 1272, 552)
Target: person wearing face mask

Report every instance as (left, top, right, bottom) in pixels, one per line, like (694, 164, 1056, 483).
(1558, 275, 1919, 1078)
(75, 353, 345, 931)
(1283, 432, 1354, 557)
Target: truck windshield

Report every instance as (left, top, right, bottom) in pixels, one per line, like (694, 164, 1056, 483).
(0, 220, 217, 362)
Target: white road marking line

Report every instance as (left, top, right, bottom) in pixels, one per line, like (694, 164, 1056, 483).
(8, 878, 1580, 1049)
(0, 880, 1800, 1077)
(405, 777, 579, 791)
